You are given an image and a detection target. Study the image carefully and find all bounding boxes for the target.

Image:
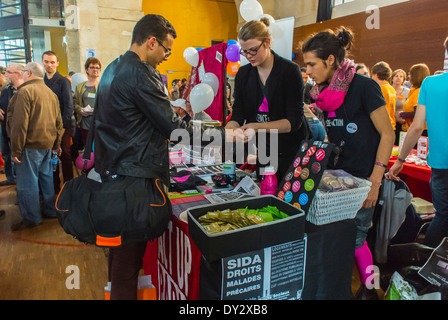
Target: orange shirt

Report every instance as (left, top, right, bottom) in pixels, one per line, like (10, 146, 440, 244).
(380, 81, 397, 130)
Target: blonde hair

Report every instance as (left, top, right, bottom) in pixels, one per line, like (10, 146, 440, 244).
(238, 17, 271, 42)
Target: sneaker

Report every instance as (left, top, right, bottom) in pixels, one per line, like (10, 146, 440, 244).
(0, 180, 15, 186)
(11, 220, 42, 231)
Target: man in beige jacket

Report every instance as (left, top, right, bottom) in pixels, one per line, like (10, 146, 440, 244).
(7, 62, 64, 231)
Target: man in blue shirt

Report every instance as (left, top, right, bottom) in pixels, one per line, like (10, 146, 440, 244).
(387, 37, 448, 247)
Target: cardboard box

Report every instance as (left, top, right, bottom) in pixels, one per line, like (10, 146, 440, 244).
(187, 195, 305, 261)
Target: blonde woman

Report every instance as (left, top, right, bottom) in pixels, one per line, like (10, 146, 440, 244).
(225, 18, 310, 181)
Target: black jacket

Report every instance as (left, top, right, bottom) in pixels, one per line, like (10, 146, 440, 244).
(230, 51, 310, 158)
(94, 51, 209, 186)
(44, 71, 74, 128)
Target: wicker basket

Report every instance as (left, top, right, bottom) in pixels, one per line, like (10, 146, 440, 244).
(307, 178, 372, 225)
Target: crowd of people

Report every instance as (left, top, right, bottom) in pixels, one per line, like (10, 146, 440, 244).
(0, 52, 103, 230)
(0, 13, 446, 300)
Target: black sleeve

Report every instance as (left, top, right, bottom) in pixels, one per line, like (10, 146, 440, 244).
(60, 77, 75, 128)
(282, 63, 304, 129)
(362, 77, 387, 115)
(228, 68, 247, 126)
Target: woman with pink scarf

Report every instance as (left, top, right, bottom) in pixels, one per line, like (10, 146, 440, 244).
(302, 28, 395, 300)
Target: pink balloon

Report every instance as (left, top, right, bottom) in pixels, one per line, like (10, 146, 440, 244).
(76, 152, 95, 170)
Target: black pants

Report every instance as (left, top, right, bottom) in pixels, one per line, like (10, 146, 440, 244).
(108, 241, 148, 300)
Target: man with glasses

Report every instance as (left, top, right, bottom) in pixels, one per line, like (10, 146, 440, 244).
(0, 64, 25, 188)
(6, 62, 63, 231)
(42, 51, 75, 194)
(94, 14, 222, 300)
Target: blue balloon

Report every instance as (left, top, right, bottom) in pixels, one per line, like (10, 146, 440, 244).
(227, 40, 238, 46)
(292, 53, 296, 60)
(196, 47, 203, 51)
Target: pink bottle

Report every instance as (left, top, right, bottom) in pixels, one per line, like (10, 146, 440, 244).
(260, 166, 278, 195)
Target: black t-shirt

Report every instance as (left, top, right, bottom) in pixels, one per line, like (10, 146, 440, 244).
(325, 74, 386, 178)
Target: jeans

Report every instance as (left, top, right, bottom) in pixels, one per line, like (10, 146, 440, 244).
(0, 130, 15, 183)
(425, 168, 448, 247)
(354, 205, 376, 249)
(308, 119, 327, 141)
(15, 148, 57, 224)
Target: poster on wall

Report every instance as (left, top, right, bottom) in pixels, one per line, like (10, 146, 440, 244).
(221, 237, 307, 300)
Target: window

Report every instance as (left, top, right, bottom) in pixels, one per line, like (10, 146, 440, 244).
(0, 0, 21, 18)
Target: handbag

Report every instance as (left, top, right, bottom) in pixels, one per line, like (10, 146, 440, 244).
(55, 108, 172, 247)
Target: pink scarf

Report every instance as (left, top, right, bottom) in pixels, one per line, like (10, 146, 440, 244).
(310, 59, 355, 118)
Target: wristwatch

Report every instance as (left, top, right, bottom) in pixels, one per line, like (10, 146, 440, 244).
(397, 156, 406, 163)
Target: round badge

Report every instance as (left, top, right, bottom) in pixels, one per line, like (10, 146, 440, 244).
(304, 179, 315, 191)
(277, 191, 285, 200)
(284, 191, 293, 203)
(294, 157, 301, 168)
(294, 166, 302, 178)
(299, 193, 308, 206)
(283, 182, 291, 192)
(285, 172, 293, 182)
(307, 146, 317, 157)
(311, 162, 322, 174)
(315, 149, 326, 161)
(346, 122, 358, 134)
(300, 168, 310, 180)
(292, 180, 301, 192)
(302, 155, 310, 166)
(301, 142, 308, 152)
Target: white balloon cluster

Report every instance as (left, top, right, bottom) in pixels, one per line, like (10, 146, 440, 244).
(183, 46, 219, 114)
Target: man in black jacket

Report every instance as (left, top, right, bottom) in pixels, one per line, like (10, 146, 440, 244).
(42, 51, 75, 193)
(95, 14, 216, 300)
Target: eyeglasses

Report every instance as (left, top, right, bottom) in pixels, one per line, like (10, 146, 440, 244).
(89, 66, 101, 70)
(239, 40, 265, 57)
(156, 39, 172, 57)
(20, 69, 29, 73)
(5, 70, 19, 74)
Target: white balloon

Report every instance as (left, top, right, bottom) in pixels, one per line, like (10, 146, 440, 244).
(183, 47, 199, 67)
(255, 13, 275, 26)
(202, 73, 219, 96)
(239, 0, 263, 22)
(190, 83, 215, 113)
(71, 73, 88, 93)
